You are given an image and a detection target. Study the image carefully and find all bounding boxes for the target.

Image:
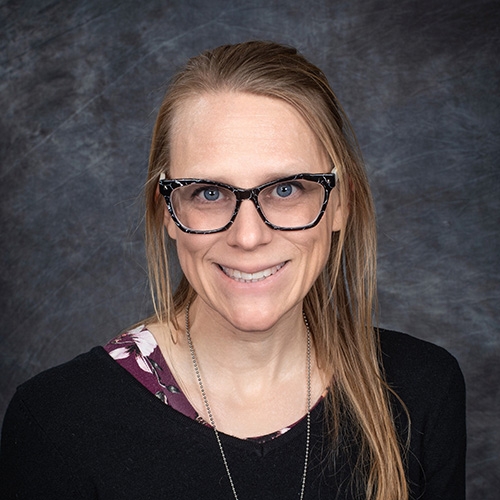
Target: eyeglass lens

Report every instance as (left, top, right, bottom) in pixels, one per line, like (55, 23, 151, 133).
(170, 179, 326, 231)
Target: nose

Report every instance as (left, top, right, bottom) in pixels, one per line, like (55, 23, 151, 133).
(225, 199, 273, 249)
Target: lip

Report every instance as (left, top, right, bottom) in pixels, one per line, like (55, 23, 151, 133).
(218, 262, 286, 283)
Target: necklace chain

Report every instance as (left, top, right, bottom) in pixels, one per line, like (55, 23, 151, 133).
(185, 305, 311, 500)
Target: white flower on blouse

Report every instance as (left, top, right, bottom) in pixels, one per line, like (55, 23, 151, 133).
(108, 325, 157, 373)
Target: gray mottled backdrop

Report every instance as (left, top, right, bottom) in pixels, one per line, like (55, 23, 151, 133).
(1, 0, 499, 496)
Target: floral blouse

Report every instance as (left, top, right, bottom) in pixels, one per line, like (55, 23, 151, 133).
(104, 325, 299, 443)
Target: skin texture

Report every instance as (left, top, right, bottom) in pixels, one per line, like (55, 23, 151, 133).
(156, 91, 345, 437)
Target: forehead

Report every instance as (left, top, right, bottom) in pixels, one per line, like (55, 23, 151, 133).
(169, 91, 329, 184)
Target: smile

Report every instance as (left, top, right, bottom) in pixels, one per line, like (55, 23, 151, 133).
(219, 262, 286, 283)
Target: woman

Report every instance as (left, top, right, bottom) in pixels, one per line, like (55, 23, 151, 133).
(0, 41, 465, 499)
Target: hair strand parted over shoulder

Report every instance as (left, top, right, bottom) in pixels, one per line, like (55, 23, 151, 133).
(145, 41, 409, 500)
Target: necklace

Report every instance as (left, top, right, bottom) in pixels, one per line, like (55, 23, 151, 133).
(185, 305, 311, 500)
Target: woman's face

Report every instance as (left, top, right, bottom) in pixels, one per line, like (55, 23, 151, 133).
(165, 91, 345, 333)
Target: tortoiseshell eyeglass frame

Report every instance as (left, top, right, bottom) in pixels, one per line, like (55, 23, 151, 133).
(158, 169, 337, 234)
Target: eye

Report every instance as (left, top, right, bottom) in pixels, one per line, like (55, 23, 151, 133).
(191, 186, 222, 202)
(201, 187, 220, 201)
(273, 182, 300, 198)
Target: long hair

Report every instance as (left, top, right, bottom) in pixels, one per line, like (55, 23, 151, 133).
(144, 41, 408, 500)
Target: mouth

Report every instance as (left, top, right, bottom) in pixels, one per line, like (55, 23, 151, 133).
(219, 262, 286, 283)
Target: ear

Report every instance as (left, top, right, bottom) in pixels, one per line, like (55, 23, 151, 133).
(155, 179, 178, 240)
(330, 183, 349, 232)
(330, 171, 350, 232)
(331, 199, 348, 232)
(164, 206, 178, 240)
(156, 172, 178, 240)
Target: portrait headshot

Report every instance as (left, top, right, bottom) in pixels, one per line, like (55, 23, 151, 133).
(1, 1, 498, 499)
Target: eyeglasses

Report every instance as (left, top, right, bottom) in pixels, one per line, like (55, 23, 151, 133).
(159, 170, 337, 234)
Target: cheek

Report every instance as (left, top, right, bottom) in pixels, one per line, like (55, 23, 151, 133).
(314, 229, 333, 268)
(174, 236, 198, 269)
(294, 224, 333, 269)
(172, 237, 201, 290)
(173, 233, 216, 277)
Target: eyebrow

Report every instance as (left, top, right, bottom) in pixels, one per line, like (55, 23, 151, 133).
(161, 167, 336, 189)
(174, 168, 326, 187)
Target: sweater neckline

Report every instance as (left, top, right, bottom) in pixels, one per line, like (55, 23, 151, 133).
(103, 325, 324, 444)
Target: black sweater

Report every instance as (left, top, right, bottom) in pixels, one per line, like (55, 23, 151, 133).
(0, 329, 465, 499)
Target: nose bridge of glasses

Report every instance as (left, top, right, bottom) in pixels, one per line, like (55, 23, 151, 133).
(232, 187, 263, 214)
(233, 187, 255, 202)
(231, 186, 272, 231)
(231, 187, 268, 226)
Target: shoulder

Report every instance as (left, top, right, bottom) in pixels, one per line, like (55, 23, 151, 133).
(6, 347, 151, 429)
(378, 330, 466, 498)
(378, 328, 464, 388)
(16, 347, 122, 398)
(1, 346, 173, 468)
(1, 347, 202, 499)
(380, 329, 465, 413)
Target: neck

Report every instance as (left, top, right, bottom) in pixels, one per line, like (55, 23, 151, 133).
(185, 298, 308, 384)
(153, 297, 326, 438)
(184, 305, 313, 500)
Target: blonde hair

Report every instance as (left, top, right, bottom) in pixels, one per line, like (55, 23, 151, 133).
(145, 41, 408, 500)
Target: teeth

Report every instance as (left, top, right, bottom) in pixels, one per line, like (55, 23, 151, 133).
(221, 263, 285, 283)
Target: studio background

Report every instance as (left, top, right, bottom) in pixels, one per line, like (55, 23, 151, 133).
(1, 0, 498, 497)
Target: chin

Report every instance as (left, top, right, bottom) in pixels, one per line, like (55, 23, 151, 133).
(220, 301, 296, 334)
